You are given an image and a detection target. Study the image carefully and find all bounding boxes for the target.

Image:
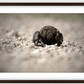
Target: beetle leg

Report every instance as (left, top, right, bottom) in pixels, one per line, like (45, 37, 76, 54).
(57, 42, 61, 46)
(34, 41, 38, 46)
(40, 41, 45, 47)
(38, 41, 41, 43)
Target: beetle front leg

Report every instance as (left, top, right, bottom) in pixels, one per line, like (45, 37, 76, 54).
(34, 41, 38, 46)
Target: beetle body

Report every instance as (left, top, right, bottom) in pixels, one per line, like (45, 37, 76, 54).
(33, 26, 63, 46)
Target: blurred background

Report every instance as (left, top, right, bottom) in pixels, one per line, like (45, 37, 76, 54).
(0, 13, 84, 72)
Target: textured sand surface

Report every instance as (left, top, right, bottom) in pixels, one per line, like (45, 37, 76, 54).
(0, 14, 84, 72)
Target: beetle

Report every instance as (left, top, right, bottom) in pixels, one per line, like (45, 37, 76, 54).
(33, 25, 63, 46)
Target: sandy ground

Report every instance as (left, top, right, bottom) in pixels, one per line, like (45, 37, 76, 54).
(0, 14, 84, 72)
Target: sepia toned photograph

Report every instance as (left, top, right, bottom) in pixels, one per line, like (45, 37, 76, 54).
(0, 13, 84, 72)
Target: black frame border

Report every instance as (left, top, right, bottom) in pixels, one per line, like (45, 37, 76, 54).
(0, 80, 84, 83)
(0, 3, 84, 6)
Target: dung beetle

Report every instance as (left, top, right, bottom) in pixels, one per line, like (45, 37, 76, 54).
(33, 25, 63, 46)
